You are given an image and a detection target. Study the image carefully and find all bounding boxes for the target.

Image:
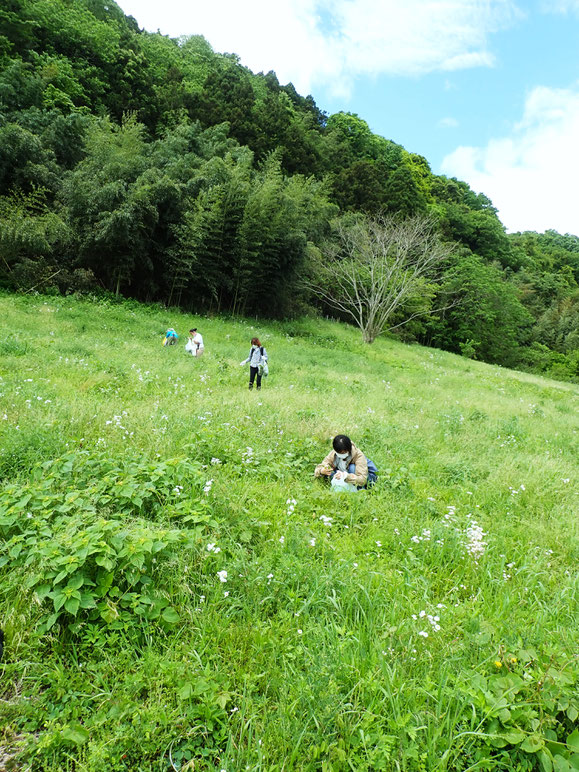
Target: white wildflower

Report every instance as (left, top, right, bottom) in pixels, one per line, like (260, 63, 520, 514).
(463, 519, 487, 562)
(242, 447, 254, 465)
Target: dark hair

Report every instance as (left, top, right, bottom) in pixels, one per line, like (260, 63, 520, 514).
(251, 337, 261, 347)
(333, 435, 352, 453)
(190, 328, 197, 333)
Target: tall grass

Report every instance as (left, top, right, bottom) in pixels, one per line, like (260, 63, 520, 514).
(0, 292, 577, 771)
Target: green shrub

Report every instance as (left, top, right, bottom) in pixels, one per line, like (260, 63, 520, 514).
(454, 650, 579, 771)
(27, 515, 194, 633)
(0, 450, 215, 634)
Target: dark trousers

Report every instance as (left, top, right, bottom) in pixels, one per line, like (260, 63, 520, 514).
(249, 366, 262, 389)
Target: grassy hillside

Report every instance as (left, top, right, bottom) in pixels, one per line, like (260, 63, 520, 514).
(0, 292, 578, 772)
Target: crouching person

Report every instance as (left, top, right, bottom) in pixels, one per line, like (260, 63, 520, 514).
(314, 434, 378, 489)
(163, 328, 179, 346)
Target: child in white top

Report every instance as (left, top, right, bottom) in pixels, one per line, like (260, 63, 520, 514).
(187, 328, 204, 357)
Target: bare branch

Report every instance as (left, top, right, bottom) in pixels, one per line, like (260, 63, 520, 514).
(306, 213, 454, 343)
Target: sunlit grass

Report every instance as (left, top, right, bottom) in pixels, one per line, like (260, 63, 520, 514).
(0, 292, 577, 771)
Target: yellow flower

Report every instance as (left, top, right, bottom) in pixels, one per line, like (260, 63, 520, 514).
(494, 661, 503, 668)
(510, 657, 517, 664)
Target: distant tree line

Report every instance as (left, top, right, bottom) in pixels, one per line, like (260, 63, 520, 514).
(0, 0, 577, 379)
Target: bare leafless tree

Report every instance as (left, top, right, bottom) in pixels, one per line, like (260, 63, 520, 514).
(307, 214, 454, 343)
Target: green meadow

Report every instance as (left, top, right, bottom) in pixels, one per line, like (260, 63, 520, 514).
(0, 291, 578, 772)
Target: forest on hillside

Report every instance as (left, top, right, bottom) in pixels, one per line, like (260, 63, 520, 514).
(0, 0, 578, 379)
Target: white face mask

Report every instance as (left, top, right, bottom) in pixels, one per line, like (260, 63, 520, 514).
(335, 451, 349, 459)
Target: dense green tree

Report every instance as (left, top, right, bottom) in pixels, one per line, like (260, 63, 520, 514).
(383, 161, 428, 217)
(177, 151, 335, 316)
(0, 188, 69, 287)
(324, 115, 427, 216)
(0, 122, 60, 194)
(439, 201, 512, 266)
(533, 293, 579, 353)
(325, 112, 385, 163)
(178, 154, 251, 311)
(0, 59, 44, 112)
(424, 250, 533, 366)
(0, 0, 37, 58)
(62, 118, 156, 294)
(331, 159, 391, 214)
(194, 59, 256, 147)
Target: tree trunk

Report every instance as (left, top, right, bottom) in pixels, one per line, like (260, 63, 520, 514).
(363, 328, 376, 344)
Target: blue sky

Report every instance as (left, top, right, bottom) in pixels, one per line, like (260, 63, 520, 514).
(117, 0, 579, 236)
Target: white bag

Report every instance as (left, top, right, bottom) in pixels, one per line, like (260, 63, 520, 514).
(331, 474, 358, 493)
(185, 340, 195, 355)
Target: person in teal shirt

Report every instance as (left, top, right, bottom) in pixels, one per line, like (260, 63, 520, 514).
(163, 328, 179, 346)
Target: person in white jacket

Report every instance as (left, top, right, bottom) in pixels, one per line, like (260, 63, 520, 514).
(186, 328, 204, 357)
(240, 337, 267, 390)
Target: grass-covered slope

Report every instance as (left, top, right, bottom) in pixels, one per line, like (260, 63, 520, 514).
(0, 292, 578, 771)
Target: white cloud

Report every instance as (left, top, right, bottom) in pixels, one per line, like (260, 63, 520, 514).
(441, 83, 579, 234)
(439, 117, 459, 128)
(440, 51, 496, 71)
(117, 0, 520, 95)
(540, 0, 579, 14)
